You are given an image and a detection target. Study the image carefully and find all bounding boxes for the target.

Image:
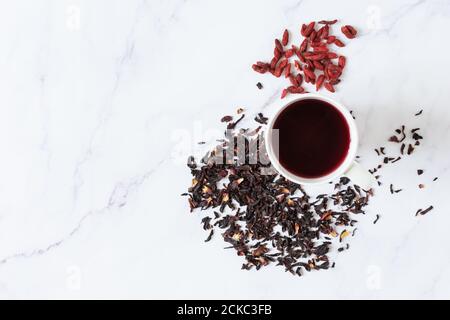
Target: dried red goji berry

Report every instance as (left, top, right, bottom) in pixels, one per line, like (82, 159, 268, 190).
(313, 46, 328, 53)
(252, 64, 267, 74)
(284, 63, 291, 78)
(318, 19, 338, 25)
(303, 22, 315, 37)
(278, 59, 288, 69)
(341, 25, 357, 39)
(327, 52, 338, 59)
(309, 54, 327, 61)
(316, 74, 325, 91)
(275, 39, 283, 51)
(329, 79, 341, 85)
(303, 67, 316, 80)
(317, 26, 324, 39)
(288, 86, 304, 94)
(338, 56, 346, 68)
(326, 64, 342, 79)
(313, 61, 324, 70)
(286, 86, 295, 92)
(304, 73, 310, 83)
(324, 82, 335, 92)
(326, 36, 336, 44)
(322, 25, 329, 38)
(310, 41, 324, 48)
(296, 74, 303, 86)
(282, 29, 289, 46)
(289, 75, 299, 87)
(273, 66, 283, 77)
(285, 49, 294, 58)
(299, 39, 308, 52)
(270, 57, 278, 69)
(300, 24, 307, 36)
(306, 60, 315, 71)
(274, 47, 282, 59)
(281, 88, 288, 99)
(317, 26, 328, 39)
(333, 39, 345, 47)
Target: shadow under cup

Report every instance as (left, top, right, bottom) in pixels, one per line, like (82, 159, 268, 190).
(267, 96, 358, 184)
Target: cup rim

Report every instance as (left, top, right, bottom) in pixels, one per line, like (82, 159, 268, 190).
(265, 93, 358, 185)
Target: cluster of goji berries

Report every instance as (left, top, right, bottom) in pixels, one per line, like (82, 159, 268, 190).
(252, 20, 357, 99)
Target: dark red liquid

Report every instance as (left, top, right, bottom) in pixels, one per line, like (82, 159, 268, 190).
(273, 99, 350, 178)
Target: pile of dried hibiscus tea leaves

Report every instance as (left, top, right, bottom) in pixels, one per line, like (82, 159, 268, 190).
(252, 20, 357, 98)
(183, 111, 373, 276)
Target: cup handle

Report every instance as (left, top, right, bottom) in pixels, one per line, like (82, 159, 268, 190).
(344, 161, 376, 190)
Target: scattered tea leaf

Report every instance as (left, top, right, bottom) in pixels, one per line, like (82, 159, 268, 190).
(201, 216, 212, 230)
(389, 136, 399, 143)
(373, 214, 380, 224)
(412, 132, 423, 140)
(416, 205, 434, 216)
(390, 184, 402, 194)
(205, 229, 214, 242)
(254, 113, 269, 125)
(221, 115, 233, 123)
(227, 114, 245, 129)
(339, 230, 350, 242)
(389, 126, 407, 143)
(350, 110, 355, 119)
(407, 144, 414, 155)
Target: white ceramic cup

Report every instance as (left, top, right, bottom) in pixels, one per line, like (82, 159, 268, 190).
(265, 93, 374, 189)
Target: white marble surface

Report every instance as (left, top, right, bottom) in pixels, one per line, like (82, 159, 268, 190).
(0, 0, 449, 299)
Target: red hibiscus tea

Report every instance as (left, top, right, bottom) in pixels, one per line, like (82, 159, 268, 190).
(272, 98, 351, 178)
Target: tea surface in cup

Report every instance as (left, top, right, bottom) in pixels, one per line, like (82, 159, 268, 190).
(272, 98, 350, 178)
